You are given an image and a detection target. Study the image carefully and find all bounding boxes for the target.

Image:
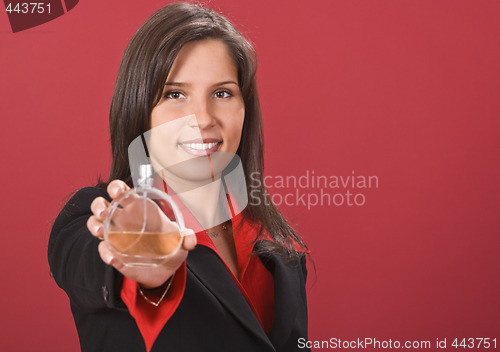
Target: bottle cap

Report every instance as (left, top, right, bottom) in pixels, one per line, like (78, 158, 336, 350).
(138, 164, 154, 188)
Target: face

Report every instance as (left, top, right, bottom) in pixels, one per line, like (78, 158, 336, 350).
(148, 39, 245, 183)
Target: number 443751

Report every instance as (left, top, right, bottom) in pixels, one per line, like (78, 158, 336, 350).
(452, 338, 497, 349)
(5, 3, 51, 14)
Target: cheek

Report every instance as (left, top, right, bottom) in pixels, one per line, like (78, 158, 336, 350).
(148, 127, 176, 169)
(227, 107, 245, 143)
(150, 104, 183, 129)
(150, 108, 163, 129)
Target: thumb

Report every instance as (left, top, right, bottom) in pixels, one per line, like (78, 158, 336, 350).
(107, 180, 131, 200)
(181, 229, 197, 251)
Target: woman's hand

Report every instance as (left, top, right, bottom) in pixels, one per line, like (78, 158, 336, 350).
(87, 180, 197, 289)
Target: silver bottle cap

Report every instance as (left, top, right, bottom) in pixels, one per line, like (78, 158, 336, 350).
(138, 164, 154, 188)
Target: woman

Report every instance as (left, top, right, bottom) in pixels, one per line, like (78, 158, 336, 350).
(48, 3, 310, 351)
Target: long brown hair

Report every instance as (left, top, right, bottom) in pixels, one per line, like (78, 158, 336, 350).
(105, 2, 307, 258)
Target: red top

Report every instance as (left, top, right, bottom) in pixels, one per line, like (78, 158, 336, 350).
(120, 212, 275, 352)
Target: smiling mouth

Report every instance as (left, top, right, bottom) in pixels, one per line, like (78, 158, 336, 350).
(178, 139, 222, 156)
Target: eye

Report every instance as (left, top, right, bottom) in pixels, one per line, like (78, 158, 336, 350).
(214, 90, 232, 99)
(164, 91, 185, 99)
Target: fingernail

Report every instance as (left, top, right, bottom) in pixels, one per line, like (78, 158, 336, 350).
(107, 255, 114, 265)
(99, 209, 106, 218)
(95, 224, 102, 235)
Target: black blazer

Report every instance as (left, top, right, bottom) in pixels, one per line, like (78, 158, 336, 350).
(48, 187, 310, 352)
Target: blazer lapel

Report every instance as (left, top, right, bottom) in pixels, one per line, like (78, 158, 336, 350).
(187, 245, 275, 350)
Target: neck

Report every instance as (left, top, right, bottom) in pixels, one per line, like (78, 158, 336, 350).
(160, 172, 230, 232)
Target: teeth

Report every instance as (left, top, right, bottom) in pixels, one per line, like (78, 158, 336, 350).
(182, 142, 219, 150)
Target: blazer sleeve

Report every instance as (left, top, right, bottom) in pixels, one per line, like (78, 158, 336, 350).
(48, 187, 124, 312)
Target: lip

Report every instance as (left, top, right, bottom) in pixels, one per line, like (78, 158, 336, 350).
(178, 138, 222, 156)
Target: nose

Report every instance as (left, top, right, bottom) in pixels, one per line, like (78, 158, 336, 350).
(190, 98, 216, 130)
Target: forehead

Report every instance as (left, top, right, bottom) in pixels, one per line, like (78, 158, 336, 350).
(166, 39, 238, 83)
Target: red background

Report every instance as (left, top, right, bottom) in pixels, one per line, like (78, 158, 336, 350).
(1, 0, 499, 350)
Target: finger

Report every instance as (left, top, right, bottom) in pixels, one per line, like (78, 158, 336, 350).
(87, 215, 104, 238)
(98, 241, 125, 270)
(97, 241, 113, 264)
(107, 180, 131, 200)
(90, 197, 109, 220)
(181, 229, 197, 251)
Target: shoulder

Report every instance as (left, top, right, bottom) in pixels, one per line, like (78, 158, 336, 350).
(48, 187, 109, 270)
(67, 186, 110, 208)
(239, 214, 309, 255)
(61, 187, 109, 215)
(51, 187, 109, 235)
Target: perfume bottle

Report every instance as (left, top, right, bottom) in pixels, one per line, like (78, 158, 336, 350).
(103, 164, 185, 267)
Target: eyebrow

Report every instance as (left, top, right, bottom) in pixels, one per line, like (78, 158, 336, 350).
(164, 80, 239, 87)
